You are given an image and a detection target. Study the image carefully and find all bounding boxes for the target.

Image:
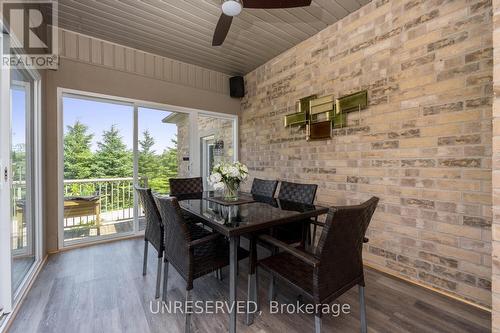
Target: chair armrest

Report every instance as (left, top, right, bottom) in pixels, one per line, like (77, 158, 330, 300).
(188, 233, 220, 249)
(309, 220, 369, 243)
(258, 234, 320, 268)
(310, 219, 325, 227)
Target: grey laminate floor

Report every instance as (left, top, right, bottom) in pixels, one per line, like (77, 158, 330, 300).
(9, 239, 491, 333)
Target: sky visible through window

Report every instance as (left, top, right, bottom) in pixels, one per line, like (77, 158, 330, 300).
(62, 96, 178, 153)
(11, 88, 26, 150)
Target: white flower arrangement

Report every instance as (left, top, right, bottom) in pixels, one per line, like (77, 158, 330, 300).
(208, 161, 248, 196)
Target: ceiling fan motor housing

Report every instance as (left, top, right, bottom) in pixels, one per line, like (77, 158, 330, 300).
(222, 0, 243, 16)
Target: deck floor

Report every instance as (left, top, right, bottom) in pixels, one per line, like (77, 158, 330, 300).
(9, 238, 491, 333)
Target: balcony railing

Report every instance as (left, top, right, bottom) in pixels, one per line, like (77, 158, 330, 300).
(63, 177, 147, 228)
(12, 177, 147, 231)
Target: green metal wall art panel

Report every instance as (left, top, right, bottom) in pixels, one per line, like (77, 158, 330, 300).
(284, 95, 316, 127)
(332, 111, 347, 129)
(284, 111, 307, 127)
(283, 90, 368, 140)
(336, 90, 368, 113)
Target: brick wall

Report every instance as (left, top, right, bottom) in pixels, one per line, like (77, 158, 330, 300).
(198, 115, 235, 159)
(240, 0, 493, 307)
(175, 114, 235, 178)
(492, 0, 500, 327)
(176, 115, 190, 178)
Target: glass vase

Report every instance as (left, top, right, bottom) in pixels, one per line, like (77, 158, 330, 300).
(223, 181, 240, 201)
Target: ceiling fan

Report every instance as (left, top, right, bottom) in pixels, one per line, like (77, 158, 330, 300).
(212, 0, 313, 46)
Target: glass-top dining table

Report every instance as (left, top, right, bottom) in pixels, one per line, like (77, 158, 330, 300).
(179, 191, 329, 333)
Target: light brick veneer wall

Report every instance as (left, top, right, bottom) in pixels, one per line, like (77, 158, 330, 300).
(175, 115, 235, 178)
(176, 115, 190, 178)
(241, 0, 493, 306)
(198, 115, 235, 158)
(492, 0, 500, 327)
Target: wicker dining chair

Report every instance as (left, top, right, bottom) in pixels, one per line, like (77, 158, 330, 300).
(256, 197, 379, 333)
(251, 178, 279, 197)
(169, 177, 203, 200)
(273, 181, 318, 245)
(135, 187, 164, 299)
(278, 181, 318, 204)
(155, 196, 249, 333)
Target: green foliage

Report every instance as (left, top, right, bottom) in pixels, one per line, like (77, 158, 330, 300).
(63, 121, 179, 196)
(138, 130, 159, 185)
(93, 125, 133, 178)
(62, 121, 181, 231)
(11, 143, 26, 182)
(64, 121, 94, 179)
(138, 132, 178, 194)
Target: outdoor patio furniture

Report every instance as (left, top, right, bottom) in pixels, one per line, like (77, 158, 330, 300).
(256, 197, 379, 333)
(272, 181, 319, 246)
(178, 191, 328, 333)
(135, 187, 164, 299)
(63, 195, 101, 226)
(169, 177, 203, 200)
(250, 178, 278, 197)
(169, 176, 209, 232)
(278, 181, 318, 204)
(155, 196, 249, 333)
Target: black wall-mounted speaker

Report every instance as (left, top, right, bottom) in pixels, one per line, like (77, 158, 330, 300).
(230, 76, 245, 98)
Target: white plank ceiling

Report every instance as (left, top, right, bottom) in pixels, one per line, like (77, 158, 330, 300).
(56, 0, 371, 75)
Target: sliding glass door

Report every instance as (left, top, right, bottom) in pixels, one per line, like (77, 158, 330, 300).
(60, 91, 237, 247)
(0, 33, 42, 320)
(136, 107, 190, 231)
(137, 107, 188, 193)
(10, 69, 36, 294)
(62, 96, 135, 244)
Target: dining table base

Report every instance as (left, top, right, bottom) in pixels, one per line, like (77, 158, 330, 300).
(246, 272, 258, 325)
(229, 236, 239, 333)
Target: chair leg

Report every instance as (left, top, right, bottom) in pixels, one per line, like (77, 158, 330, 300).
(162, 261, 169, 301)
(268, 274, 276, 302)
(315, 315, 322, 333)
(359, 285, 367, 333)
(155, 256, 162, 299)
(185, 289, 192, 333)
(142, 240, 148, 276)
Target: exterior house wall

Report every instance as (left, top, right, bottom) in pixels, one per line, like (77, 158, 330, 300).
(240, 0, 493, 307)
(175, 115, 235, 178)
(175, 115, 191, 178)
(198, 115, 235, 161)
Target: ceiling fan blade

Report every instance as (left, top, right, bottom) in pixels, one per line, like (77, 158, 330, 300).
(243, 0, 312, 9)
(212, 14, 233, 46)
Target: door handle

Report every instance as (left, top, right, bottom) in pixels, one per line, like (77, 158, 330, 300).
(4, 166, 7, 182)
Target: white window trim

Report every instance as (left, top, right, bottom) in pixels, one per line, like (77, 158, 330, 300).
(57, 87, 239, 250)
